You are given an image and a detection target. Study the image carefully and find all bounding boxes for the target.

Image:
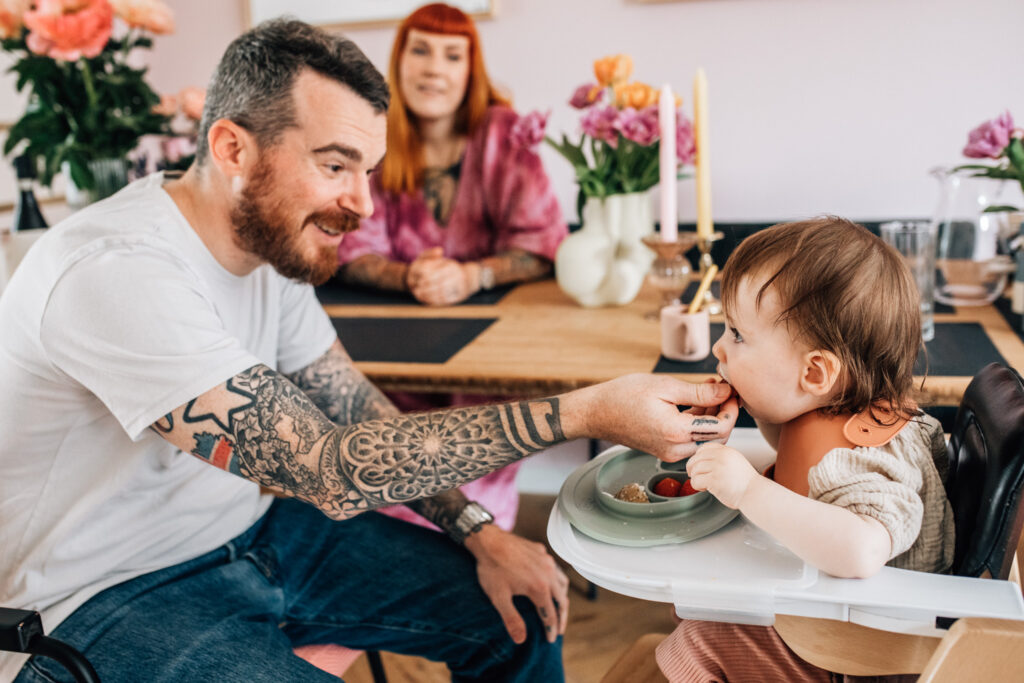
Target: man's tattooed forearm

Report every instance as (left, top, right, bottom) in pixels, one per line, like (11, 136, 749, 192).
(284, 342, 398, 425)
(338, 253, 410, 292)
(161, 364, 567, 520)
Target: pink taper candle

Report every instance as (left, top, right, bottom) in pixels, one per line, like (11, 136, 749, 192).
(659, 84, 677, 242)
(694, 68, 712, 239)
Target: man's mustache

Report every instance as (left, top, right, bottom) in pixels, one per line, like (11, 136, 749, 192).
(308, 209, 361, 234)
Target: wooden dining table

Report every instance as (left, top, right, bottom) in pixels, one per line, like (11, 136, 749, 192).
(319, 277, 1024, 410)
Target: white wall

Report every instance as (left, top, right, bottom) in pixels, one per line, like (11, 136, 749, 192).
(6, 0, 1024, 225)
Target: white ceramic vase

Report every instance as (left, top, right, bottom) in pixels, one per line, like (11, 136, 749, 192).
(555, 191, 655, 307)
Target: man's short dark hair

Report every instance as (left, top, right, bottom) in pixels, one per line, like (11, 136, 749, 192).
(195, 18, 389, 165)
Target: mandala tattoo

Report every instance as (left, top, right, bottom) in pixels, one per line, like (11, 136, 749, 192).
(158, 345, 568, 520)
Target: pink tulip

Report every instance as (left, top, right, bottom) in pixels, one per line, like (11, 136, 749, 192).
(569, 82, 602, 109)
(581, 105, 620, 147)
(676, 114, 695, 165)
(963, 111, 1015, 159)
(615, 106, 659, 146)
(179, 86, 206, 121)
(109, 0, 173, 34)
(24, 0, 113, 61)
(0, 0, 30, 39)
(510, 109, 549, 149)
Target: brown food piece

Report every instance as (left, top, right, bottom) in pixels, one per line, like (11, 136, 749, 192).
(614, 482, 649, 503)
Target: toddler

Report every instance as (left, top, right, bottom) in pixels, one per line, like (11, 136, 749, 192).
(657, 217, 954, 682)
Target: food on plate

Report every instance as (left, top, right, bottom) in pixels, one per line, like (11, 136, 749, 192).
(614, 482, 649, 503)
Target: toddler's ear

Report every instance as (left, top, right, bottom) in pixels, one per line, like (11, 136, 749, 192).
(800, 349, 842, 398)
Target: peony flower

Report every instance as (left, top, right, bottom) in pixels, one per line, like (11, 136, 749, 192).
(510, 109, 549, 149)
(580, 105, 620, 147)
(613, 82, 658, 110)
(152, 93, 177, 117)
(179, 86, 205, 120)
(24, 0, 113, 61)
(109, 0, 172, 34)
(593, 54, 632, 88)
(676, 114, 696, 165)
(569, 82, 603, 109)
(615, 106, 659, 146)
(962, 111, 1016, 159)
(0, 0, 30, 39)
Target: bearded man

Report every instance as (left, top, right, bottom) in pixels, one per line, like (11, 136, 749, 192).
(0, 19, 737, 683)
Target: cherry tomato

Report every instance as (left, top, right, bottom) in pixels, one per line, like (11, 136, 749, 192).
(653, 477, 682, 497)
(681, 479, 698, 496)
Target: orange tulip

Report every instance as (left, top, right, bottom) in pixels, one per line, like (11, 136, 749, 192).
(593, 54, 633, 87)
(614, 82, 658, 110)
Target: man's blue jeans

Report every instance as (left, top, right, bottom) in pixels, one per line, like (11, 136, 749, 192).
(14, 498, 564, 682)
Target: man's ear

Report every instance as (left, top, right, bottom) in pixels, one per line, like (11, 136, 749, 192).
(206, 119, 256, 179)
(800, 349, 842, 398)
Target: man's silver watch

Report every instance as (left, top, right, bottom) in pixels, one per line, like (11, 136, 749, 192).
(449, 502, 494, 544)
(478, 264, 496, 291)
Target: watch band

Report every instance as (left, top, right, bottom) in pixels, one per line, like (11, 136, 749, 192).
(449, 501, 495, 544)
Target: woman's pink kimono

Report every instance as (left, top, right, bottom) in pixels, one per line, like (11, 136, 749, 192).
(338, 105, 568, 532)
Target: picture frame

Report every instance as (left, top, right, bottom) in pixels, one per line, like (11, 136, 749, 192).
(245, 0, 496, 31)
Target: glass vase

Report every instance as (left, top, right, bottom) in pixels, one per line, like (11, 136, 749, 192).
(930, 167, 1019, 306)
(63, 158, 129, 210)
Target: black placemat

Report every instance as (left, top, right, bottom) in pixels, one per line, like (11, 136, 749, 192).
(316, 279, 515, 306)
(917, 322, 1005, 376)
(993, 296, 1024, 343)
(331, 317, 496, 363)
(652, 322, 1004, 379)
(652, 323, 725, 373)
(933, 300, 956, 314)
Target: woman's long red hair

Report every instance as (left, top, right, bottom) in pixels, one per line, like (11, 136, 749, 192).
(379, 3, 509, 196)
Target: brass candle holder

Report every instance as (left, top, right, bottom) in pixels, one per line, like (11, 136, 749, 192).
(641, 233, 700, 320)
(693, 230, 724, 314)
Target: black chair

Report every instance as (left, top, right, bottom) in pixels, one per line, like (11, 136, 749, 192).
(945, 362, 1024, 580)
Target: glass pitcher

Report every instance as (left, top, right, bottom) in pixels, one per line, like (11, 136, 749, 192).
(930, 167, 1018, 306)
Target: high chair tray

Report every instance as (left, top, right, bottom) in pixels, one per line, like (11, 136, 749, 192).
(549, 496, 1024, 636)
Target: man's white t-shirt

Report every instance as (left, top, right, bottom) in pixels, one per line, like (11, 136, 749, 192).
(0, 173, 337, 681)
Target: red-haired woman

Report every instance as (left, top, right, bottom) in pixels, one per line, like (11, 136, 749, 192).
(336, 4, 567, 531)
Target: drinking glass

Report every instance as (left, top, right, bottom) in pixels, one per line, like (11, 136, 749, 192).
(880, 220, 936, 342)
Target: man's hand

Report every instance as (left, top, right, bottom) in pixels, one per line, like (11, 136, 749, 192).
(407, 247, 476, 306)
(572, 374, 739, 462)
(464, 524, 569, 644)
(686, 442, 760, 509)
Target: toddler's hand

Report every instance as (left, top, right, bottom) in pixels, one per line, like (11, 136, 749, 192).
(686, 442, 759, 509)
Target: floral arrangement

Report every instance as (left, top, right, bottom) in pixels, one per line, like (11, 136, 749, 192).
(956, 111, 1024, 210)
(1, 0, 174, 190)
(512, 54, 695, 215)
(145, 84, 204, 172)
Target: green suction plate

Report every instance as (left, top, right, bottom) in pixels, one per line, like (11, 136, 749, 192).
(557, 446, 740, 547)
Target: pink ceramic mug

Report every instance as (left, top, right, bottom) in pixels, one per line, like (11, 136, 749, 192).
(660, 305, 711, 362)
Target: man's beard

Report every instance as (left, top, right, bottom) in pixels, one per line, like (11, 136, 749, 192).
(229, 157, 360, 285)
